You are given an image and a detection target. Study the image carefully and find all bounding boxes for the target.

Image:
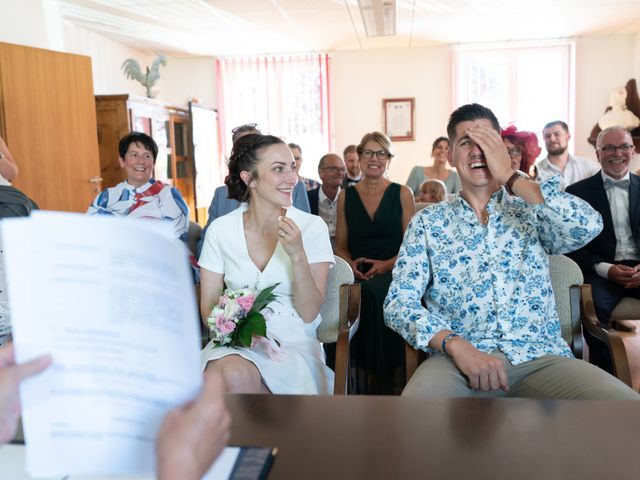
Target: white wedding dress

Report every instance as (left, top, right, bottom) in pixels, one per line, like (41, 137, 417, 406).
(199, 205, 335, 394)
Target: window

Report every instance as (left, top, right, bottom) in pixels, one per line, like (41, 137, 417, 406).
(217, 54, 332, 180)
(454, 42, 574, 153)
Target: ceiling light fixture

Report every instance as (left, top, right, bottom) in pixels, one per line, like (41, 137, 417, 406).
(357, 0, 396, 37)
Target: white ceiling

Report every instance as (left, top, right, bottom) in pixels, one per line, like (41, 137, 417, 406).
(58, 0, 640, 57)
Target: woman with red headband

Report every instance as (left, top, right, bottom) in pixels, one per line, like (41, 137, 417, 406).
(501, 125, 542, 179)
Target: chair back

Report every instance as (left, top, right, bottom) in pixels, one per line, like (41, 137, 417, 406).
(547, 254, 584, 355)
(317, 255, 355, 343)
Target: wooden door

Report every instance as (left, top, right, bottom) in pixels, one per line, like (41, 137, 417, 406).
(0, 42, 101, 212)
(96, 96, 129, 189)
(169, 113, 196, 220)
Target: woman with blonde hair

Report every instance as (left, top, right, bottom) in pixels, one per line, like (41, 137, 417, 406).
(335, 131, 415, 394)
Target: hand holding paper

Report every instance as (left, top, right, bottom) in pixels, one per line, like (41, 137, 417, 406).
(0, 344, 51, 444)
(156, 369, 231, 480)
(2, 212, 203, 476)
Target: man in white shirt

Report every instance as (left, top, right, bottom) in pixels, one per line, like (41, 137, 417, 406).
(308, 153, 346, 249)
(341, 145, 361, 188)
(566, 126, 640, 330)
(535, 120, 599, 189)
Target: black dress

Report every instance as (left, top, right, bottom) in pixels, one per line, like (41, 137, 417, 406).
(345, 183, 405, 394)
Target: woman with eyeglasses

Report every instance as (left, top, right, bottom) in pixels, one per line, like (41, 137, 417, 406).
(405, 136, 461, 197)
(335, 131, 415, 394)
(501, 125, 542, 180)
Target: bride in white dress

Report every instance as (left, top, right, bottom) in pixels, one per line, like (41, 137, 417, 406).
(199, 134, 334, 394)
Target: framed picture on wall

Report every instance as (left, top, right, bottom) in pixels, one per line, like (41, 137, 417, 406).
(383, 98, 415, 141)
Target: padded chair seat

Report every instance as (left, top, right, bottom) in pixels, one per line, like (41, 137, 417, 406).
(611, 297, 640, 321)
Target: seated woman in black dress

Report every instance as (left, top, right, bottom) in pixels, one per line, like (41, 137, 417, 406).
(335, 131, 415, 394)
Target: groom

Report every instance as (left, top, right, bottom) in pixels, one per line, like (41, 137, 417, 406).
(384, 103, 638, 400)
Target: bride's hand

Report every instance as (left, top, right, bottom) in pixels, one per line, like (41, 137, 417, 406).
(277, 217, 304, 260)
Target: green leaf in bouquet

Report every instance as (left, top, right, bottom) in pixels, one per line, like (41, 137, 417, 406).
(235, 311, 267, 347)
(251, 282, 280, 313)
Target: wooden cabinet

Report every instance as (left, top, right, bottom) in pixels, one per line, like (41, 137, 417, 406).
(95, 94, 197, 220)
(0, 42, 101, 212)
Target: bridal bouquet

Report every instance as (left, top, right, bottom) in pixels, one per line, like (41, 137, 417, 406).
(207, 283, 280, 348)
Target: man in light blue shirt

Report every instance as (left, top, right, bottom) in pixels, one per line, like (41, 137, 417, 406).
(384, 103, 638, 400)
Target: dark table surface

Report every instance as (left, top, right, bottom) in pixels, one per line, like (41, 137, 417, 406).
(227, 394, 640, 480)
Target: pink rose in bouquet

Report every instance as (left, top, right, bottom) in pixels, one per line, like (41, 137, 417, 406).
(207, 284, 279, 348)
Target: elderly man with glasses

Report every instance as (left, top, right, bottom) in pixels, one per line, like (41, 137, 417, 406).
(567, 126, 640, 331)
(308, 153, 346, 249)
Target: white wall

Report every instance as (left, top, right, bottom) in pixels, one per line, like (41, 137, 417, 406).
(332, 46, 452, 183)
(634, 32, 640, 85)
(574, 35, 636, 160)
(157, 57, 217, 109)
(0, 0, 152, 97)
(329, 36, 640, 183)
(0, 0, 64, 51)
(63, 23, 153, 96)
(2, 2, 639, 176)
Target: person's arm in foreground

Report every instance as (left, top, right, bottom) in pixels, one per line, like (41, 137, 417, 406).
(0, 344, 51, 444)
(156, 370, 231, 480)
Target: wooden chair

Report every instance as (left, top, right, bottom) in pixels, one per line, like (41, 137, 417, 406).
(405, 254, 632, 387)
(317, 255, 361, 395)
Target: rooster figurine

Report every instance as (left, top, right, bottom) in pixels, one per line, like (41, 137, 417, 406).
(121, 53, 167, 98)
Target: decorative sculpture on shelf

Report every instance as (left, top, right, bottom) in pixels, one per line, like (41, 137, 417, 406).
(121, 53, 167, 99)
(598, 86, 640, 130)
(588, 79, 640, 150)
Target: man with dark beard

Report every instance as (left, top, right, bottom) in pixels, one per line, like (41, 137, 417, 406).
(534, 120, 599, 190)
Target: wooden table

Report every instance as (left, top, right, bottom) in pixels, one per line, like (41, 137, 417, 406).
(227, 394, 640, 480)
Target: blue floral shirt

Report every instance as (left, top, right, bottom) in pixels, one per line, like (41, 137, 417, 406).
(383, 177, 603, 365)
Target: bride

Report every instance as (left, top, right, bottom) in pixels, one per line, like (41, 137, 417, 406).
(199, 133, 334, 394)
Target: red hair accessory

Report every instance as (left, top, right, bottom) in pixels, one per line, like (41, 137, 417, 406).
(501, 125, 542, 172)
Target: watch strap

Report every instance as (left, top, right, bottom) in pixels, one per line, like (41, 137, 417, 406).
(505, 170, 527, 195)
(441, 333, 459, 356)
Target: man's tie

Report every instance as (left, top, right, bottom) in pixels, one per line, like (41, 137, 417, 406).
(603, 178, 630, 190)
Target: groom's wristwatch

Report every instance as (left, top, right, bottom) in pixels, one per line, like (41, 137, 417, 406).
(505, 170, 528, 195)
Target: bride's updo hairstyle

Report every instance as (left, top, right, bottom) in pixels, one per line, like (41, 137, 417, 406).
(226, 133, 286, 202)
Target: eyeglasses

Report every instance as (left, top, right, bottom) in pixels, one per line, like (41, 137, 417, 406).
(507, 147, 522, 158)
(231, 123, 258, 135)
(598, 144, 634, 154)
(320, 166, 346, 174)
(361, 149, 390, 160)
